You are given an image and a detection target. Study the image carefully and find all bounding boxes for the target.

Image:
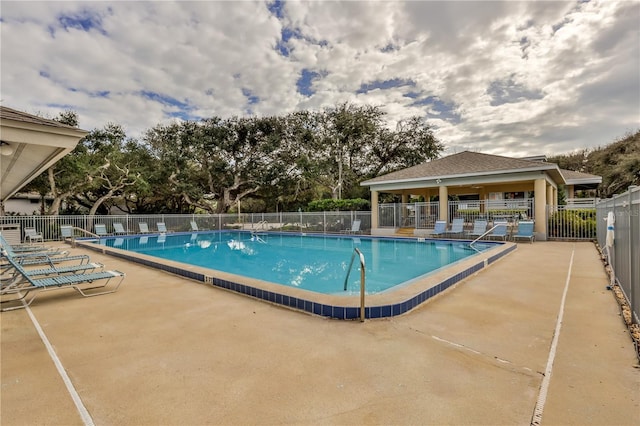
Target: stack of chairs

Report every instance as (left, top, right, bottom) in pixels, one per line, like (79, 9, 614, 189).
(1, 232, 125, 311)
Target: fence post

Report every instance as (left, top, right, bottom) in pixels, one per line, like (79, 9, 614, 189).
(629, 186, 637, 324)
(393, 205, 397, 228)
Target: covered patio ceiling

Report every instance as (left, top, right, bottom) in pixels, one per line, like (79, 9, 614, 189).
(0, 106, 88, 203)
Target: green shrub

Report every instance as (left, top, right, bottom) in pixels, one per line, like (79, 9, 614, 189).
(307, 198, 370, 212)
(547, 209, 596, 239)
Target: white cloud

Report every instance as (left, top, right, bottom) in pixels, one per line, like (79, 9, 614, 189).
(1, 0, 637, 157)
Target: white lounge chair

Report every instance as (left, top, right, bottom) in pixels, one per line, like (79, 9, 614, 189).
(23, 227, 44, 244)
(138, 222, 150, 233)
(341, 219, 361, 234)
(95, 224, 109, 237)
(113, 223, 127, 235)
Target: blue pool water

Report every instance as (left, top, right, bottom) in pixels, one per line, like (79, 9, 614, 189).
(103, 232, 495, 295)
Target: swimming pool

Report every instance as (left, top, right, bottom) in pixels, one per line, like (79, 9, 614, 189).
(82, 231, 515, 319)
(101, 232, 494, 294)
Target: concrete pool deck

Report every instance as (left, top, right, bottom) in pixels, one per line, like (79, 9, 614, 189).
(1, 241, 638, 425)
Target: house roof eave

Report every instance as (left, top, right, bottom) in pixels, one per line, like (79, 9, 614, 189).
(362, 164, 565, 188)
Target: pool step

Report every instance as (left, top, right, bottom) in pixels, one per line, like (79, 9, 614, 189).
(396, 227, 415, 237)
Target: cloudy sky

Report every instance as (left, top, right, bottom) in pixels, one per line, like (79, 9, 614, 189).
(1, 0, 638, 157)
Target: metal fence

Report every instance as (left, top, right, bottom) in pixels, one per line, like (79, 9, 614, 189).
(378, 203, 440, 228)
(0, 211, 371, 243)
(596, 186, 639, 326)
(379, 199, 535, 229)
(546, 206, 597, 241)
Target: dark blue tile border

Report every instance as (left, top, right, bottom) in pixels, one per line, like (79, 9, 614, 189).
(78, 237, 514, 320)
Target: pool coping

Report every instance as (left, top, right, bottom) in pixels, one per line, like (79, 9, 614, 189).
(76, 232, 516, 320)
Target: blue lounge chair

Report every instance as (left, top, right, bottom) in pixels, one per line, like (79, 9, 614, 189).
(1, 253, 125, 311)
(431, 220, 447, 237)
(487, 221, 509, 241)
(467, 219, 488, 238)
(512, 221, 535, 243)
(2, 252, 104, 291)
(444, 218, 465, 237)
(1, 234, 89, 270)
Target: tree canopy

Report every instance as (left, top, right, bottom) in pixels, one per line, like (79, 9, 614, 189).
(25, 103, 443, 214)
(548, 130, 640, 198)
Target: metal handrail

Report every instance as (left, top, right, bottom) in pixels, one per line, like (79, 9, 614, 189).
(343, 247, 366, 322)
(62, 226, 100, 247)
(253, 220, 269, 231)
(469, 224, 501, 251)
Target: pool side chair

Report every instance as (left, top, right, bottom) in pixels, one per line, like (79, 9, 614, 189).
(2, 233, 67, 259)
(23, 227, 44, 244)
(113, 223, 127, 235)
(467, 219, 488, 239)
(94, 224, 109, 237)
(444, 218, 465, 238)
(0, 232, 57, 254)
(1, 252, 90, 270)
(2, 254, 105, 292)
(431, 220, 447, 237)
(138, 222, 150, 234)
(1, 242, 90, 268)
(190, 220, 200, 232)
(1, 254, 125, 312)
(512, 221, 535, 243)
(340, 219, 361, 234)
(487, 221, 509, 241)
(157, 222, 169, 233)
(60, 225, 74, 241)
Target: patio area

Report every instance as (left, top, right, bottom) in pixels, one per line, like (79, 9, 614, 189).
(1, 241, 638, 425)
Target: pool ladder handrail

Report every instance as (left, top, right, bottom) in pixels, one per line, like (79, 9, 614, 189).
(343, 247, 366, 322)
(62, 226, 101, 247)
(251, 220, 269, 243)
(469, 224, 501, 252)
(253, 220, 269, 231)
